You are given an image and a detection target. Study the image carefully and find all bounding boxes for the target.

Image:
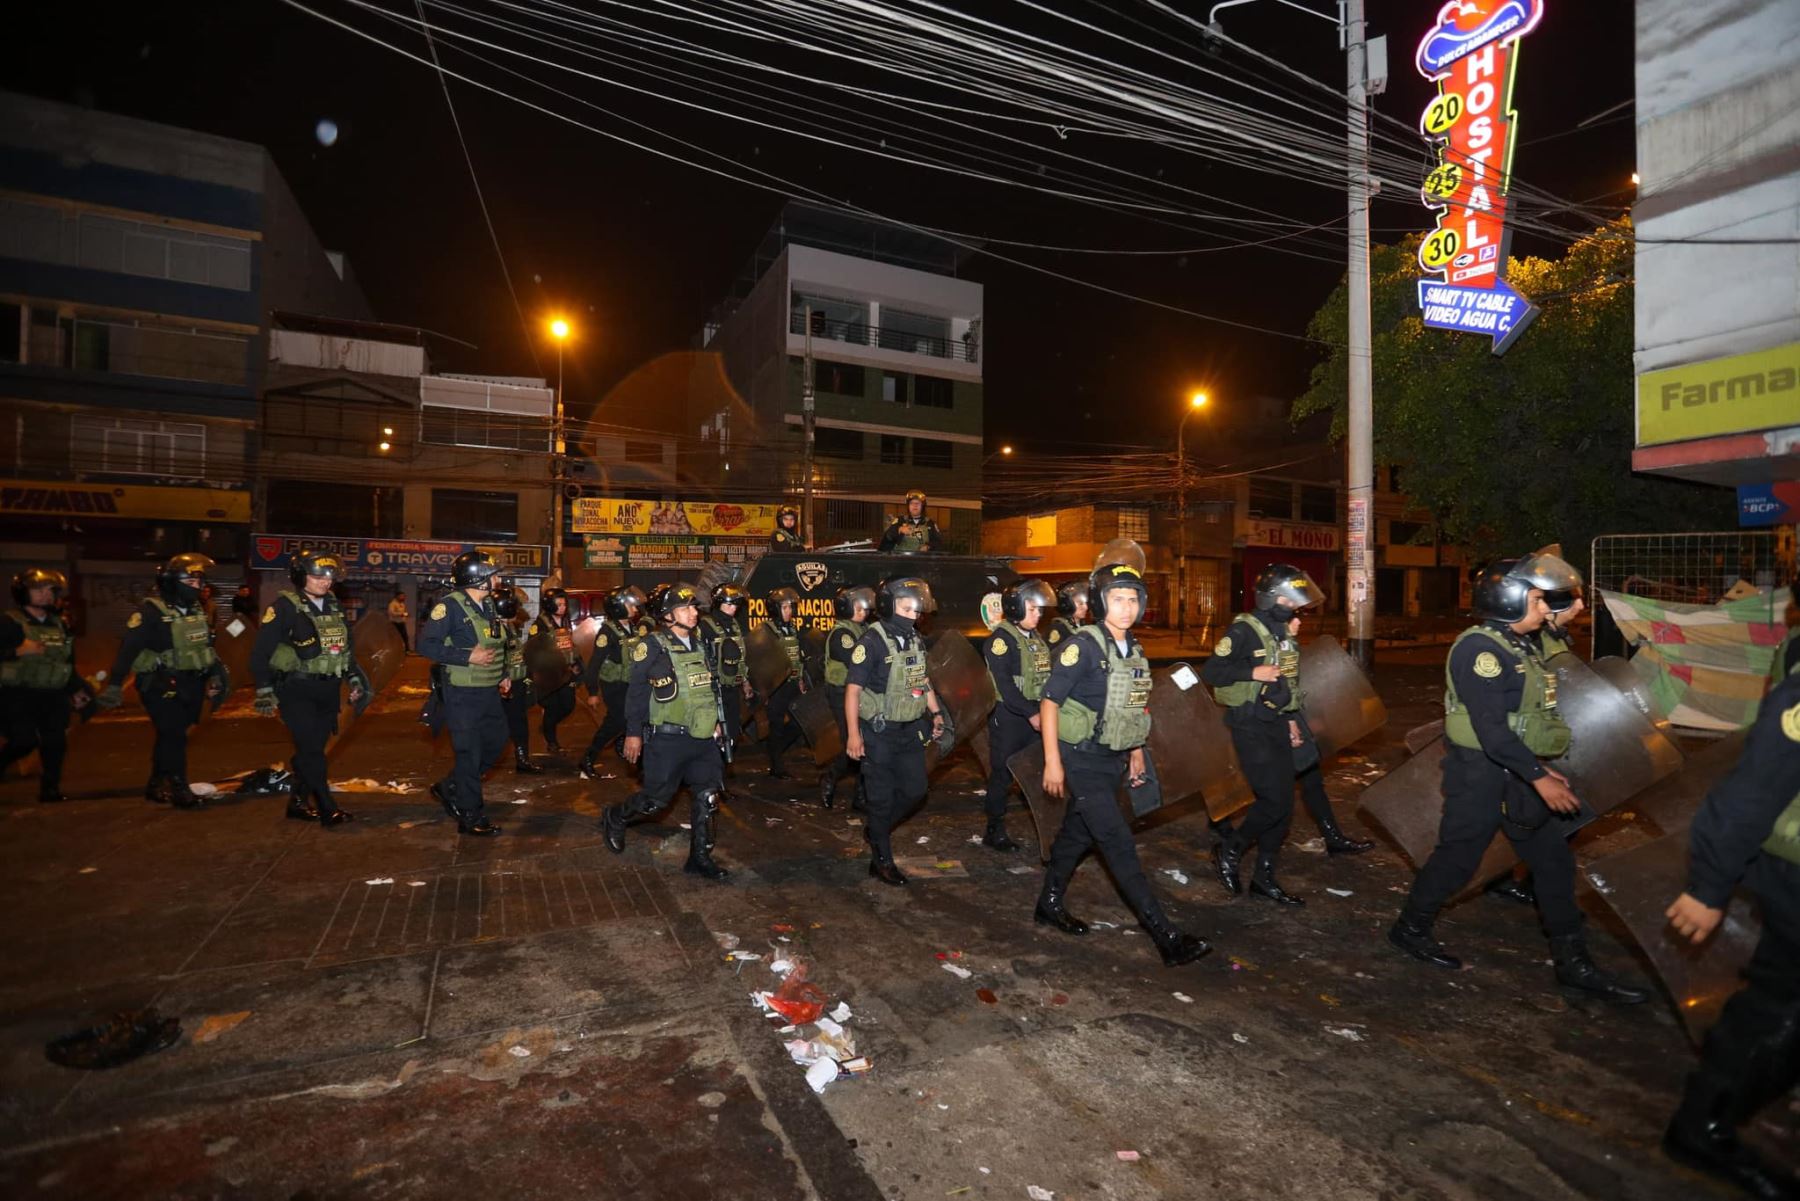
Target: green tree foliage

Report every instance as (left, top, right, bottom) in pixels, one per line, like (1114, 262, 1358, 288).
(1293, 228, 1733, 560)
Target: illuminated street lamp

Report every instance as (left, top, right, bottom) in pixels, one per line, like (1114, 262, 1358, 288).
(1177, 391, 1210, 645)
(548, 317, 572, 583)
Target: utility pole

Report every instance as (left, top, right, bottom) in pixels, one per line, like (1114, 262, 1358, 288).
(1176, 432, 1188, 646)
(801, 305, 817, 544)
(1344, 0, 1376, 671)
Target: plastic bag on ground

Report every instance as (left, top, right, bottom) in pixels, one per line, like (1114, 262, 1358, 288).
(46, 1008, 181, 1070)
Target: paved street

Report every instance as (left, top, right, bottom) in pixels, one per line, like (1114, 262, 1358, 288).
(0, 654, 1790, 1200)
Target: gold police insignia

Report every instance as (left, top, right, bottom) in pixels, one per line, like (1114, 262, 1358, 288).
(1473, 651, 1503, 679)
(1060, 642, 1081, 667)
(596, 634, 608, 647)
(992, 636, 1007, 655)
(840, 634, 853, 648)
(430, 603, 448, 621)
(261, 606, 277, 624)
(632, 641, 649, 662)
(851, 644, 867, 665)
(1782, 702, 1800, 743)
(1215, 635, 1233, 656)
(126, 611, 142, 629)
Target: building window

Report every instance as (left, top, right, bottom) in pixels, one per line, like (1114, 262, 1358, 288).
(822, 499, 883, 534)
(420, 407, 551, 453)
(266, 479, 402, 538)
(55, 315, 248, 386)
(913, 375, 953, 409)
(912, 438, 953, 470)
(815, 426, 863, 461)
(879, 434, 907, 465)
(1388, 519, 1433, 545)
(814, 360, 866, 397)
(432, 489, 518, 542)
(0, 302, 19, 364)
(0, 198, 253, 291)
(624, 440, 663, 464)
(1249, 478, 1292, 520)
(1118, 506, 1150, 541)
(70, 415, 205, 478)
(881, 372, 908, 404)
(1299, 485, 1336, 524)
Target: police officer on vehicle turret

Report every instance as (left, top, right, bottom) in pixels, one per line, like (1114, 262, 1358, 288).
(847, 577, 948, 886)
(762, 585, 808, 780)
(1388, 558, 1648, 1004)
(1045, 581, 1089, 649)
(0, 568, 89, 803)
(249, 550, 368, 826)
(982, 579, 1056, 852)
(531, 587, 582, 753)
(418, 550, 509, 837)
(497, 585, 543, 775)
(1035, 558, 1210, 966)
(1202, 564, 1372, 907)
(878, 489, 941, 554)
(770, 504, 807, 551)
(601, 583, 731, 881)
(96, 553, 230, 809)
(579, 584, 645, 779)
(700, 583, 754, 752)
(820, 584, 875, 810)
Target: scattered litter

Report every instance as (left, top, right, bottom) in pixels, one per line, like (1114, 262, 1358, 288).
(727, 951, 763, 963)
(45, 1008, 180, 1070)
(714, 932, 741, 951)
(975, 988, 997, 1005)
(1116, 1150, 1141, 1162)
(846, 818, 863, 826)
(968, 835, 985, 846)
(334, 778, 403, 793)
(942, 963, 973, 980)
(1295, 838, 1326, 855)
(193, 1012, 251, 1044)
(915, 836, 930, 845)
(1089, 920, 1119, 929)
(937, 1102, 950, 1110)
(1172, 992, 1194, 1004)
(765, 817, 784, 827)
(805, 1057, 838, 1093)
(1007, 865, 1036, 875)
(510, 798, 528, 805)
(225, 617, 247, 638)
(936, 951, 965, 960)
(841, 1057, 872, 1073)
(188, 782, 219, 797)
(365, 877, 394, 886)
(1050, 993, 1068, 1006)
(1231, 1033, 1249, 1044)
(1319, 993, 1341, 1008)
(1162, 868, 1190, 885)
(78, 867, 97, 875)
(1324, 1026, 1366, 1042)
(1354, 972, 1373, 980)
(1325, 888, 1354, 898)
(772, 923, 797, 933)
(895, 856, 968, 878)
(771, 959, 794, 976)
(408, 881, 427, 888)
(508, 1045, 532, 1058)
(1228, 955, 1258, 971)
(949, 1188, 972, 1197)
(1028, 1187, 1056, 1201)
(980, 1167, 991, 1175)
(830, 1001, 852, 1022)
(679, 822, 691, 830)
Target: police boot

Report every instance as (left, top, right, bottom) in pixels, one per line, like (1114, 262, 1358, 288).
(286, 796, 320, 821)
(602, 801, 632, 854)
(1388, 913, 1461, 969)
(169, 775, 205, 810)
(1317, 813, 1374, 855)
(1212, 829, 1247, 897)
(1484, 871, 1537, 906)
(982, 817, 1022, 853)
(38, 784, 68, 803)
(1664, 1014, 1800, 1201)
(316, 791, 354, 828)
(866, 833, 907, 886)
(1249, 855, 1304, 906)
(1549, 933, 1649, 1004)
(819, 771, 837, 809)
(1141, 910, 1210, 967)
(684, 795, 730, 882)
(145, 775, 176, 805)
(851, 775, 869, 813)
(513, 747, 544, 775)
(1033, 875, 1088, 936)
(577, 753, 600, 780)
(430, 779, 458, 820)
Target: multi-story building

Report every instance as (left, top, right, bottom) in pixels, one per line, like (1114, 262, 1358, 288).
(695, 201, 984, 552)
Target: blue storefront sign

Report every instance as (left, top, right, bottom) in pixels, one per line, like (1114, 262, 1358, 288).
(1416, 278, 1538, 354)
(1737, 482, 1799, 528)
(250, 533, 552, 578)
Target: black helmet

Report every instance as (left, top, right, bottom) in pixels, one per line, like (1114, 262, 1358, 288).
(1055, 580, 1089, 620)
(603, 585, 645, 621)
(777, 504, 800, 526)
(1253, 563, 1325, 613)
(1001, 578, 1056, 623)
(156, 552, 215, 606)
(540, 587, 568, 616)
(1087, 562, 1148, 623)
(875, 576, 933, 620)
(495, 585, 526, 621)
(12, 567, 68, 608)
(903, 488, 927, 509)
(451, 550, 500, 588)
(710, 582, 747, 612)
(289, 549, 345, 591)
(833, 584, 876, 621)
(1471, 557, 1536, 622)
(655, 582, 702, 623)
(1513, 552, 1583, 598)
(768, 586, 801, 625)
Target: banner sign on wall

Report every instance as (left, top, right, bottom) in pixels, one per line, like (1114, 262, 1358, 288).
(571, 498, 782, 537)
(251, 533, 551, 578)
(1414, 0, 1544, 354)
(582, 535, 768, 571)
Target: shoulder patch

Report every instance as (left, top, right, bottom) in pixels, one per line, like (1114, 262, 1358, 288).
(430, 602, 448, 621)
(851, 644, 867, 665)
(596, 634, 609, 648)
(991, 636, 1008, 655)
(261, 606, 278, 625)
(126, 611, 142, 629)
(1473, 651, 1503, 679)
(1060, 642, 1082, 667)
(840, 633, 854, 649)
(1782, 702, 1800, 743)
(1047, 629, 1061, 644)
(1214, 635, 1232, 657)
(632, 640, 649, 662)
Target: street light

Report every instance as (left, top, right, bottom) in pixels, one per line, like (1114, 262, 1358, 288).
(1177, 391, 1210, 646)
(548, 317, 572, 587)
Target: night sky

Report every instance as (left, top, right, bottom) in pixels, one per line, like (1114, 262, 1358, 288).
(5, 1, 1634, 455)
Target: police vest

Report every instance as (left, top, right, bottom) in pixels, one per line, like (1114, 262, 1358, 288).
(443, 592, 506, 688)
(858, 624, 930, 724)
(772, 528, 803, 549)
(1770, 629, 1797, 686)
(1209, 614, 1300, 714)
(1057, 626, 1152, 752)
(1444, 625, 1571, 758)
(594, 619, 633, 684)
(2, 609, 74, 689)
(1539, 625, 1575, 658)
(888, 520, 929, 553)
(702, 615, 745, 686)
(990, 621, 1050, 703)
(130, 597, 218, 675)
(775, 625, 803, 678)
(535, 617, 578, 667)
(1046, 617, 1080, 647)
(503, 621, 529, 681)
(1761, 650, 1800, 867)
(824, 619, 864, 687)
(647, 633, 720, 736)
(267, 592, 352, 678)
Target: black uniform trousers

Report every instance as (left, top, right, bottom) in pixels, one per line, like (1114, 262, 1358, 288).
(1401, 744, 1582, 937)
(276, 674, 343, 814)
(1046, 747, 1168, 923)
(620, 729, 723, 840)
(823, 684, 861, 789)
(861, 717, 929, 861)
(718, 683, 745, 745)
(584, 681, 629, 757)
(1226, 718, 1323, 855)
(765, 678, 802, 771)
(539, 682, 576, 747)
(139, 671, 207, 781)
(441, 684, 507, 823)
(502, 678, 532, 754)
(0, 686, 72, 791)
(1688, 857, 1800, 1122)
(985, 709, 1034, 821)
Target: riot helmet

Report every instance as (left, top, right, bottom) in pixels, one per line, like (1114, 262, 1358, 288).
(1471, 557, 1536, 623)
(1001, 578, 1056, 623)
(603, 585, 646, 622)
(540, 587, 568, 619)
(768, 586, 801, 627)
(903, 488, 927, 517)
(12, 567, 68, 609)
(710, 582, 747, 614)
(156, 552, 215, 607)
(876, 576, 934, 621)
(1054, 579, 1089, 621)
(1253, 563, 1325, 613)
(289, 549, 345, 592)
(655, 583, 702, 626)
(1088, 563, 1148, 627)
(777, 504, 800, 530)
(494, 584, 527, 621)
(451, 550, 501, 589)
(833, 584, 876, 622)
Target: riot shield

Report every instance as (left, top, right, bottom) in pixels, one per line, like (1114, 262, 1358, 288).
(799, 628, 827, 688)
(525, 625, 575, 695)
(208, 609, 255, 720)
(1403, 720, 1446, 756)
(1006, 739, 1059, 860)
(746, 623, 799, 698)
(1144, 663, 1252, 823)
(1589, 654, 1659, 725)
(1299, 637, 1388, 758)
(791, 686, 839, 761)
(923, 631, 997, 774)
(1359, 654, 1684, 895)
(324, 610, 406, 754)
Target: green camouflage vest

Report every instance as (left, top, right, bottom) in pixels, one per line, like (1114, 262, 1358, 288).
(1209, 613, 1300, 713)
(2, 609, 74, 689)
(1057, 626, 1152, 751)
(443, 591, 506, 687)
(131, 597, 217, 675)
(857, 624, 930, 724)
(647, 633, 720, 736)
(824, 619, 864, 687)
(267, 591, 352, 677)
(1444, 625, 1571, 758)
(990, 621, 1050, 702)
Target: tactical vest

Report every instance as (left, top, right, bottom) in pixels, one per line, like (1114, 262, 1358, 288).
(131, 597, 217, 675)
(443, 591, 506, 688)
(703, 615, 745, 686)
(1210, 614, 1300, 713)
(535, 617, 578, 666)
(775, 624, 803, 678)
(1046, 617, 1079, 647)
(824, 619, 864, 687)
(647, 633, 720, 736)
(1770, 628, 1798, 686)
(857, 624, 930, 724)
(1444, 624, 1571, 758)
(1539, 625, 1574, 659)
(2, 610, 74, 689)
(1762, 642, 1800, 866)
(595, 619, 633, 684)
(990, 621, 1050, 702)
(1057, 626, 1152, 751)
(889, 520, 929, 553)
(267, 592, 352, 678)
(504, 621, 529, 681)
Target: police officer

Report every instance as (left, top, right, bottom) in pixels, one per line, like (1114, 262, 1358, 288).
(602, 583, 731, 881)
(1203, 564, 1372, 906)
(1388, 558, 1647, 1003)
(1035, 561, 1209, 966)
(1774, 600, 1800, 684)
(847, 577, 947, 885)
(878, 489, 941, 553)
(763, 586, 808, 780)
(497, 585, 543, 775)
(1045, 581, 1089, 649)
(418, 550, 508, 837)
(1661, 670, 1800, 1200)
(0, 568, 89, 803)
(579, 585, 645, 779)
(982, 579, 1056, 852)
(249, 551, 367, 826)
(530, 587, 581, 753)
(96, 553, 230, 808)
(700, 583, 754, 749)
(770, 504, 807, 551)
(819, 584, 875, 809)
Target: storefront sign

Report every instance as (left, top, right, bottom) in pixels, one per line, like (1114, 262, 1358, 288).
(1415, 0, 1543, 353)
(1637, 341, 1800, 447)
(582, 535, 768, 571)
(250, 533, 552, 578)
(1738, 481, 1800, 527)
(571, 498, 782, 537)
(1248, 519, 1341, 552)
(1, 478, 251, 523)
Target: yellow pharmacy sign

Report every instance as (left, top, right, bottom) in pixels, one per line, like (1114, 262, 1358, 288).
(1636, 342, 1800, 447)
